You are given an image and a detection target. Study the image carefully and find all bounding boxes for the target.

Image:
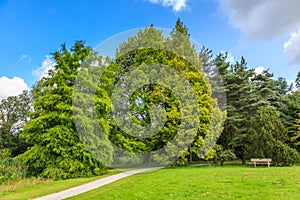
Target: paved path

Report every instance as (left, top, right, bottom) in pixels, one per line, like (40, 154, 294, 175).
(33, 167, 161, 200)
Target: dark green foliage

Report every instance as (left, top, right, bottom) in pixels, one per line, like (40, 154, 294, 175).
(210, 53, 287, 163)
(215, 146, 236, 166)
(245, 107, 299, 166)
(271, 140, 300, 166)
(276, 77, 291, 94)
(280, 91, 300, 150)
(294, 114, 300, 148)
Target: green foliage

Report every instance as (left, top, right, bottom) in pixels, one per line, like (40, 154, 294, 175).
(0, 91, 31, 156)
(209, 52, 286, 163)
(105, 21, 217, 166)
(296, 71, 300, 88)
(200, 99, 227, 162)
(245, 107, 299, 166)
(214, 145, 236, 166)
(294, 114, 300, 147)
(19, 41, 108, 180)
(280, 91, 300, 150)
(271, 140, 300, 166)
(0, 153, 26, 184)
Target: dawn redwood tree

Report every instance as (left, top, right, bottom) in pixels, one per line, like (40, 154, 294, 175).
(20, 41, 110, 179)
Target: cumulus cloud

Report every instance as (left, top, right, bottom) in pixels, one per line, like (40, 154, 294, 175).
(32, 55, 55, 79)
(20, 54, 32, 63)
(254, 66, 265, 75)
(283, 29, 300, 64)
(218, 0, 300, 40)
(0, 76, 29, 99)
(147, 0, 187, 12)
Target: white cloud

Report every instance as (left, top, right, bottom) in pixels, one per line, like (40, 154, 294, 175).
(20, 54, 32, 63)
(220, 51, 235, 63)
(147, 0, 187, 12)
(226, 52, 235, 63)
(0, 76, 29, 99)
(218, 0, 300, 40)
(254, 66, 265, 75)
(32, 55, 55, 79)
(284, 29, 300, 64)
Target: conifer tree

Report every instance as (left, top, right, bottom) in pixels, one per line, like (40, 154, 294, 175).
(20, 41, 110, 179)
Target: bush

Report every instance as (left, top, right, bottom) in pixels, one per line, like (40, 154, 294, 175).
(0, 158, 27, 184)
(0, 149, 27, 184)
(214, 146, 237, 166)
(272, 141, 300, 166)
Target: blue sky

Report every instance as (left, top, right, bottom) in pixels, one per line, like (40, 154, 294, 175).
(0, 0, 300, 99)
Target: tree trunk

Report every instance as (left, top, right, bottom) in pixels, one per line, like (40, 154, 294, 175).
(242, 156, 246, 165)
(189, 151, 193, 163)
(213, 157, 218, 164)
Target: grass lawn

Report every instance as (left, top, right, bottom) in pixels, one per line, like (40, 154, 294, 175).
(0, 170, 119, 200)
(68, 163, 300, 200)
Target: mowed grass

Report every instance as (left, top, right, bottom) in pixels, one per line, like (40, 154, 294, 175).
(68, 164, 300, 200)
(0, 170, 119, 200)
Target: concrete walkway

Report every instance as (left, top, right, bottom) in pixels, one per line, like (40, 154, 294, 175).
(33, 167, 161, 200)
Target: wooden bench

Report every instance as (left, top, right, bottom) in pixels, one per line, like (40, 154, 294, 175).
(250, 158, 272, 167)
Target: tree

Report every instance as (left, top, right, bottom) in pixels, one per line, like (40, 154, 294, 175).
(276, 77, 290, 94)
(280, 91, 300, 150)
(105, 20, 220, 166)
(212, 54, 285, 163)
(214, 145, 236, 166)
(296, 71, 300, 88)
(0, 91, 31, 156)
(245, 106, 299, 166)
(213, 55, 253, 163)
(19, 41, 111, 179)
(293, 114, 300, 149)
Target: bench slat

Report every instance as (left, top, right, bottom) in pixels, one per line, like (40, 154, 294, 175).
(250, 158, 271, 167)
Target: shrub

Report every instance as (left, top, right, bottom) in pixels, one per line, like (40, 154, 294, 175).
(272, 141, 300, 166)
(214, 146, 237, 166)
(0, 149, 27, 184)
(0, 158, 26, 184)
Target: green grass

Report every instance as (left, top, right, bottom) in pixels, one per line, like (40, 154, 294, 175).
(68, 164, 300, 200)
(0, 170, 119, 200)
